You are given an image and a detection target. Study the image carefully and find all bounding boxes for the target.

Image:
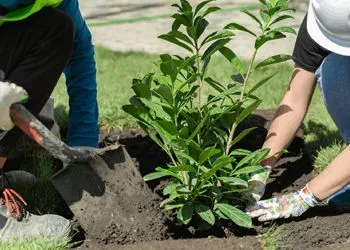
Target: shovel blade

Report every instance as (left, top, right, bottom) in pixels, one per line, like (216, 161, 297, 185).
(50, 146, 144, 239)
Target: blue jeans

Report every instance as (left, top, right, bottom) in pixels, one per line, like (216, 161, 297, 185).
(316, 53, 350, 208)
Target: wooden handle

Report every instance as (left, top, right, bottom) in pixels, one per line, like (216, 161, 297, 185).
(10, 104, 92, 164)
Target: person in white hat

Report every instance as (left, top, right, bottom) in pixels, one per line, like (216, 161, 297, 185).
(246, 0, 350, 221)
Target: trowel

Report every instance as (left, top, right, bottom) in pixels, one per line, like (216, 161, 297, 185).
(9, 103, 148, 240)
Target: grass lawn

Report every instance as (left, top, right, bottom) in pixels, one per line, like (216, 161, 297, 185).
(2, 46, 341, 249)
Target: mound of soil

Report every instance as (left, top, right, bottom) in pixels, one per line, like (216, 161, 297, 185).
(83, 236, 261, 250)
(8, 107, 350, 249)
(97, 109, 350, 249)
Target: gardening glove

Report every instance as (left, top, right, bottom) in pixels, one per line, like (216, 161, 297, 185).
(246, 184, 319, 222)
(247, 166, 272, 204)
(0, 81, 28, 131)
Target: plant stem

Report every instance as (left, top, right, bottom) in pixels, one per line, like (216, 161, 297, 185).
(225, 48, 258, 155)
(195, 48, 202, 112)
(240, 48, 257, 102)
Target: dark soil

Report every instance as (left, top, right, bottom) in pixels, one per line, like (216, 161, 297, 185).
(82, 236, 261, 250)
(98, 109, 350, 250)
(9, 108, 350, 249)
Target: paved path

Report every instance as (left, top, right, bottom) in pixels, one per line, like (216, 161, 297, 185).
(79, 0, 308, 60)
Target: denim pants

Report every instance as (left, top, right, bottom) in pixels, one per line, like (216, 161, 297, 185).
(315, 53, 350, 208)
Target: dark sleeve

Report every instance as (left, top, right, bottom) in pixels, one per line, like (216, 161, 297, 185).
(292, 14, 331, 72)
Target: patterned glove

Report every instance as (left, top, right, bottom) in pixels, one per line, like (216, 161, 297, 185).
(247, 166, 272, 203)
(246, 184, 319, 222)
(0, 81, 28, 131)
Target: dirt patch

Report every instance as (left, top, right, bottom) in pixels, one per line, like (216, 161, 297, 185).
(241, 112, 350, 250)
(81, 236, 261, 250)
(9, 109, 350, 249)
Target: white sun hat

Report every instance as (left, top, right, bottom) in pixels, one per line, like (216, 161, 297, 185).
(307, 0, 350, 56)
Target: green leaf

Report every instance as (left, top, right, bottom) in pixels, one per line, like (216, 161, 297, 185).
(155, 167, 182, 180)
(172, 19, 181, 31)
(270, 14, 294, 25)
(248, 73, 277, 95)
(168, 31, 194, 45)
(219, 47, 245, 76)
(230, 127, 257, 147)
(218, 177, 248, 187)
(236, 99, 261, 125)
(229, 148, 251, 157)
(156, 84, 174, 105)
(236, 148, 270, 169)
(194, 0, 215, 15)
(202, 6, 221, 18)
(272, 27, 296, 35)
(225, 22, 256, 37)
(196, 18, 209, 39)
(194, 203, 215, 225)
(259, 10, 269, 23)
(233, 165, 265, 175)
(170, 165, 197, 173)
(157, 120, 178, 136)
(122, 105, 152, 125)
(241, 9, 262, 27)
(186, 112, 210, 143)
(200, 156, 234, 183)
(172, 13, 192, 27)
(201, 30, 235, 46)
(203, 38, 230, 60)
(164, 203, 184, 210)
(216, 203, 252, 228)
(180, 0, 192, 12)
(159, 34, 193, 52)
(199, 146, 221, 165)
(205, 84, 241, 106)
(215, 210, 229, 220)
(177, 202, 193, 225)
(131, 83, 151, 100)
(163, 183, 179, 196)
(204, 77, 225, 92)
(140, 98, 172, 121)
(255, 54, 292, 69)
(255, 31, 286, 49)
(144, 171, 172, 181)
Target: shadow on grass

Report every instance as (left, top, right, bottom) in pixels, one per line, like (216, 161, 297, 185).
(303, 120, 341, 157)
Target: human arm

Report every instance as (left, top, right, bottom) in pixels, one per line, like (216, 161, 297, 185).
(58, 0, 99, 148)
(246, 66, 316, 203)
(261, 66, 316, 167)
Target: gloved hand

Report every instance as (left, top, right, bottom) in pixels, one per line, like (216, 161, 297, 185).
(246, 184, 319, 222)
(247, 166, 272, 204)
(0, 81, 28, 131)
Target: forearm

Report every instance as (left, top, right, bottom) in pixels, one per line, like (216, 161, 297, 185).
(262, 67, 316, 167)
(309, 145, 350, 200)
(262, 99, 307, 166)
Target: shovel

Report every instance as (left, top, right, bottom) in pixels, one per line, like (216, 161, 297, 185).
(9, 104, 151, 241)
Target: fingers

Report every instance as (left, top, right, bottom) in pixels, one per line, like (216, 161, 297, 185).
(9, 83, 28, 102)
(257, 212, 281, 222)
(246, 198, 280, 222)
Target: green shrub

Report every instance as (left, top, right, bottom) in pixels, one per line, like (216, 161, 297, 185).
(123, 0, 295, 229)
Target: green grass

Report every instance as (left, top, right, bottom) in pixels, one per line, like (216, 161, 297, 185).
(0, 236, 72, 250)
(259, 225, 281, 250)
(314, 141, 346, 173)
